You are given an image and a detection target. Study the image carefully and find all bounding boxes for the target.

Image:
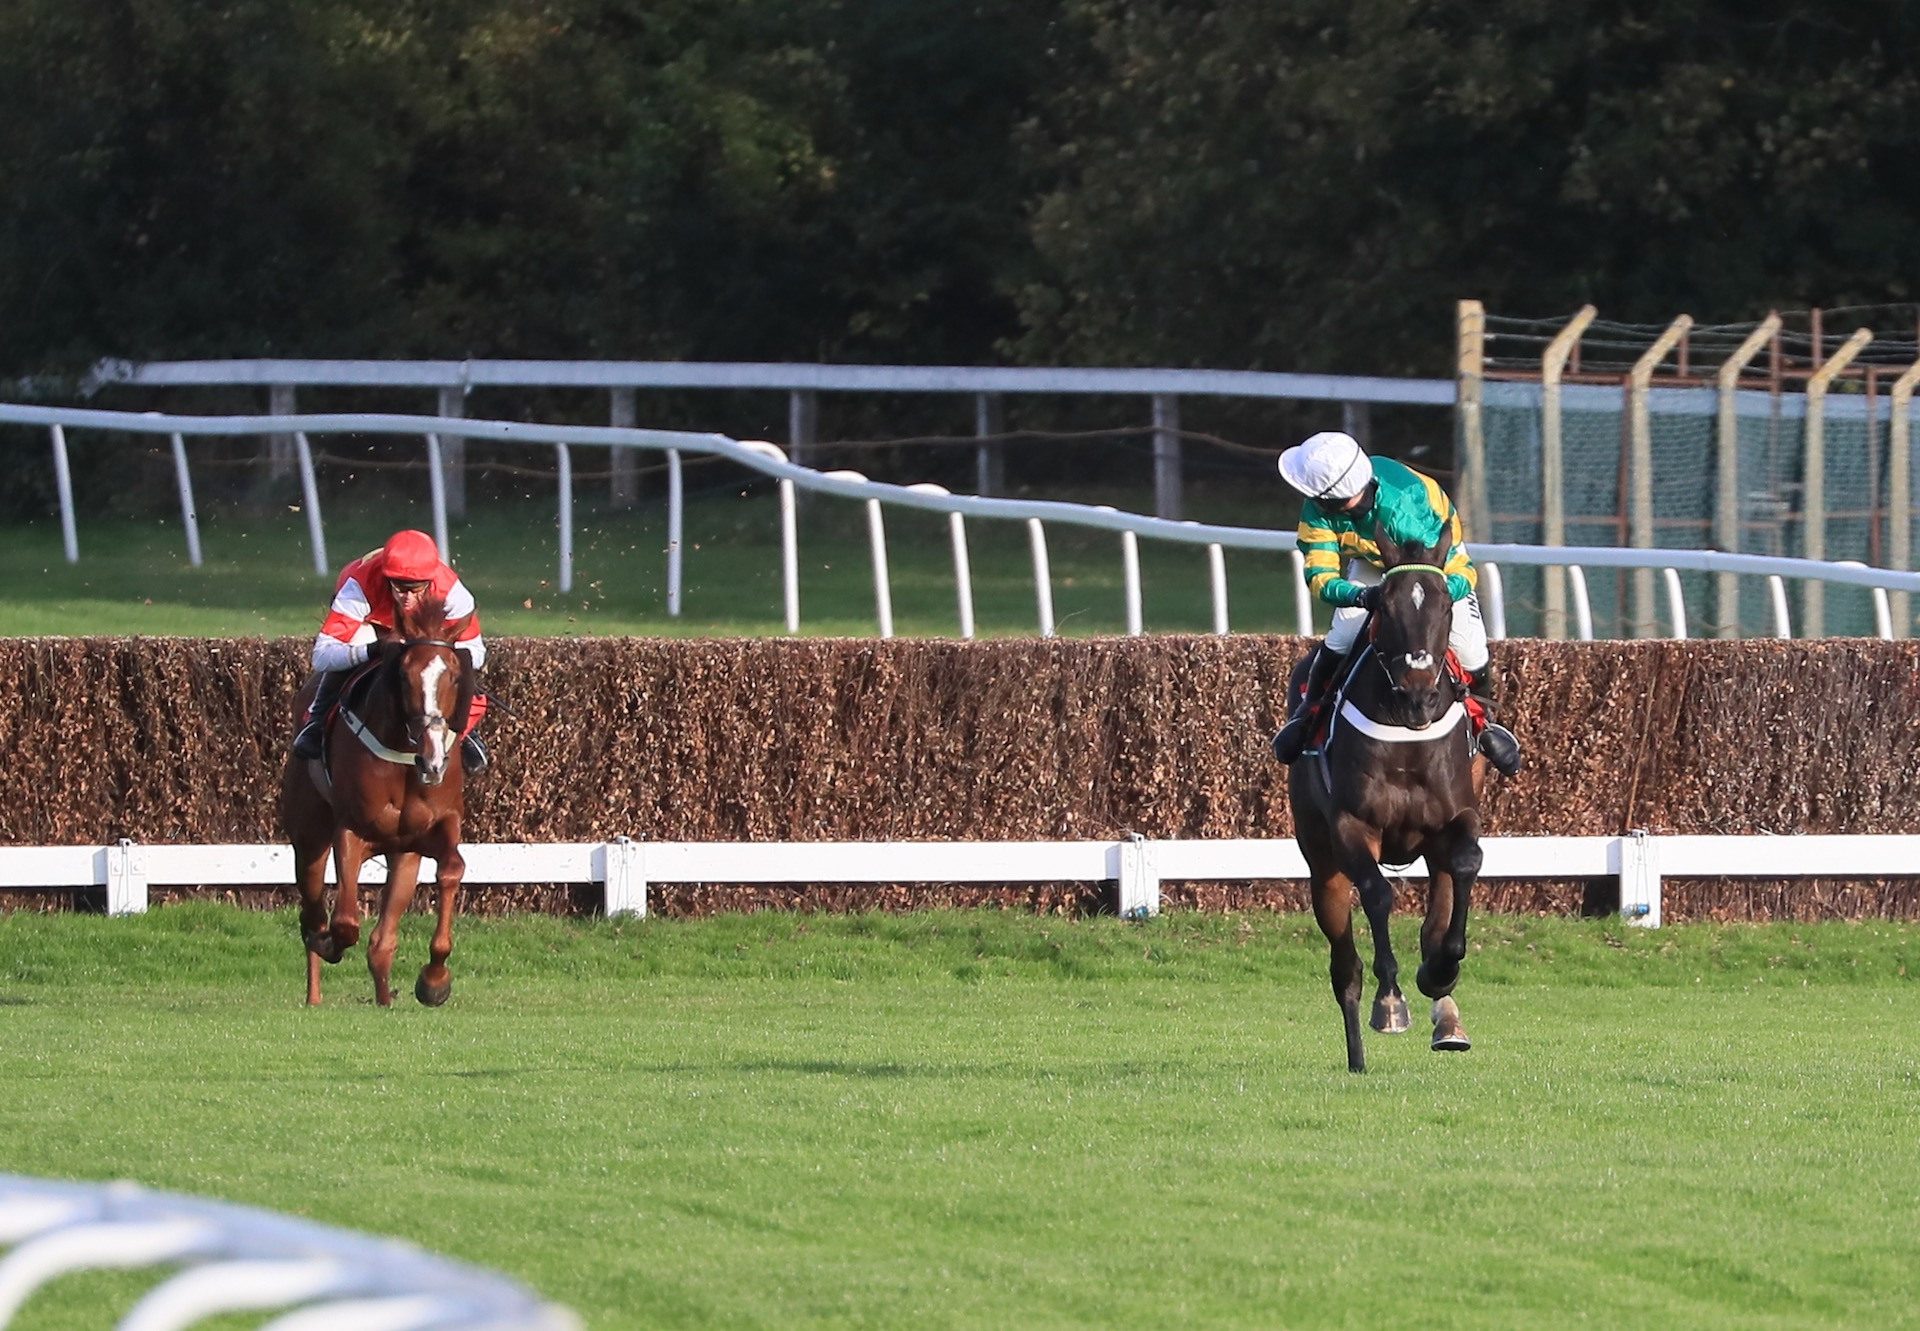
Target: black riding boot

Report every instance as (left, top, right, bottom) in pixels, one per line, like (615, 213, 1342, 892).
(460, 732, 490, 777)
(292, 670, 350, 758)
(1465, 666, 1522, 776)
(1272, 645, 1350, 764)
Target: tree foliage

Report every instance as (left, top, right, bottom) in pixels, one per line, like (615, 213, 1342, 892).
(3, 0, 1920, 378)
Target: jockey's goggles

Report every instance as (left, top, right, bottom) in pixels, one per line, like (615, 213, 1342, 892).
(389, 578, 432, 595)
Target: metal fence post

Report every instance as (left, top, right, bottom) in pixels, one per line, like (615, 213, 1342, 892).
(1715, 315, 1782, 636)
(610, 387, 637, 508)
(974, 393, 1005, 496)
(268, 383, 296, 482)
(1151, 394, 1182, 520)
(436, 386, 468, 520)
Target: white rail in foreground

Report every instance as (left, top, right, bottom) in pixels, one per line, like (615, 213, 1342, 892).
(7, 835, 1920, 930)
(0, 1175, 580, 1331)
(5, 403, 1917, 641)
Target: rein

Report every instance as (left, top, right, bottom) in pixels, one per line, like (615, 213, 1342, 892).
(336, 637, 466, 768)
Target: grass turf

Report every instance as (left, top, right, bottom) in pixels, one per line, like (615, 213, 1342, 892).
(3, 906, 1919, 1329)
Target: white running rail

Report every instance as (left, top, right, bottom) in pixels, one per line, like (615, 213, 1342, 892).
(8, 835, 1920, 930)
(0, 1174, 580, 1331)
(5, 403, 1918, 640)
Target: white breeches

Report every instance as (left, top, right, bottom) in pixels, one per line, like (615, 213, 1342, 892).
(1322, 559, 1490, 672)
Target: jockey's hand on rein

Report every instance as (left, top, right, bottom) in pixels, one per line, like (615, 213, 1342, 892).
(1352, 585, 1381, 611)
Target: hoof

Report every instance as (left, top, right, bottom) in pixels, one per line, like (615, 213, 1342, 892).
(304, 932, 344, 965)
(1370, 994, 1411, 1034)
(330, 920, 360, 950)
(1430, 996, 1471, 1052)
(415, 967, 452, 1008)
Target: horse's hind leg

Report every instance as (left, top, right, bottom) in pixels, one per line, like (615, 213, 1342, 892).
(1418, 816, 1483, 1051)
(415, 837, 466, 1008)
(367, 852, 423, 1009)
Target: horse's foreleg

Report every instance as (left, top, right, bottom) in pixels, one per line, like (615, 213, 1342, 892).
(293, 836, 335, 1004)
(1308, 863, 1367, 1073)
(367, 852, 423, 1009)
(1333, 815, 1407, 1036)
(416, 837, 465, 1008)
(330, 833, 369, 955)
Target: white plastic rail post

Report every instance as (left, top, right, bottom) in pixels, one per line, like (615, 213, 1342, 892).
(49, 425, 78, 563)
(907, 484, 970, 639)
(667, 448, 684, 617)
(1618, 829, 1661, 928)
(423, 434, 450, 560)
(106, 838, 148, 916)
(602, 837, 646, 919)
(1767, 575, 1792, 638)
(1662, 568, 1686, 638)
(1207, 542, 1228, 634)
(1289, 550, 1312, 636)
(824, 470, 888, 637)
(1116, 834, 1160, 919)
(1480, 562, 1506, 639)
(1027, 518, 1055, 638)
(1567, 565, 1595, 640)
(169, 433, 203, 567)
(555, 443, 573, 594)
(291, 433, 328, 575)
(738, 442, 795, 632)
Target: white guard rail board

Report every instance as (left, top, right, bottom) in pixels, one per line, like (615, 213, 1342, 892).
(6, 403, 1920, 640)
(6, 836, 1920, 930)
(0, 1174, 580, 1331)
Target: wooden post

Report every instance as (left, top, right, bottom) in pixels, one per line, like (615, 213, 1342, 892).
(610, 388, 638, 508)
(1803, 327, 1874, 636)
(1151, 394, 1182, 520)
(1889, 356, 1920, 638)
(268, 384, 296, 481)
(1714, 314, 1781, 636)
(789, 390, 818, 471)
(1340, 401, 1372, 452)
(1628, 315, 1693, 635)
(974, 393, 1005, 496)
(1540, 305, 1597, 639)
(436, 386, 467, 520)
(1456, 300, 1487, 540)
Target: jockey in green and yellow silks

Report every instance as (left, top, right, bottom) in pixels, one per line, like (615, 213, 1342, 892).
(1270, 431, 1521, 775)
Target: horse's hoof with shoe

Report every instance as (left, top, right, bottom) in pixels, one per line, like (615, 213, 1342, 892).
(1371, 992, 1411, 1034)
(1430, 996, 1471, 1051)
(415, 965, 453, 1007)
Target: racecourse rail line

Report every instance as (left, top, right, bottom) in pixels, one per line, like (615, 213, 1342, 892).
(0, 1173, 581, 1330)
(4, 402, 1917, 641)
(8, 834, 1920, 930)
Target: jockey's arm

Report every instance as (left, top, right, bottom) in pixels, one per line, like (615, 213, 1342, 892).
(1298, 510, 1368, 608)
(312, 576, 379, 672)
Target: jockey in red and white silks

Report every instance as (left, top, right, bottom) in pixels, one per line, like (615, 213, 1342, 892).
(313, 530, 487, 673)
(293, 529, 491, 772)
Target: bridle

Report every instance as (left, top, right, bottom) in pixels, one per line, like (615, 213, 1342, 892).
(1367, 562, 1451, 694)
(339, 637, 465, 773)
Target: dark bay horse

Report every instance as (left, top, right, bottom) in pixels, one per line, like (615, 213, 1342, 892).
(278, 597, 476, 1007)
(1288, 526, 1485, 1072)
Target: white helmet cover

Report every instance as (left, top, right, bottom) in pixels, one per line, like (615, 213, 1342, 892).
(1278, 431, 1372, 501)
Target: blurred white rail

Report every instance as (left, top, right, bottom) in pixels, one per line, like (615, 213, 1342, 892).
(4, 403, 1917, 640)
(6, 835, 1920, 929)
(0, 1175, 579, 1331)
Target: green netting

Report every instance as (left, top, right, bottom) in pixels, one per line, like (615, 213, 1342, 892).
(1479, 382, 1908, 638)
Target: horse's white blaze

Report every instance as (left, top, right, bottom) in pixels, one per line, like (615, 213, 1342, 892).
(1410, 582, 1426, 611)
(416, 656, 452, 780)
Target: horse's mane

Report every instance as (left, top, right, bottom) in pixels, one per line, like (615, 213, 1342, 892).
(395, 594, 451, 642)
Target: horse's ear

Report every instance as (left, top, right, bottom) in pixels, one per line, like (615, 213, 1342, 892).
(1372, 524, 1404, 568)
(1432, 521, 1454, 566)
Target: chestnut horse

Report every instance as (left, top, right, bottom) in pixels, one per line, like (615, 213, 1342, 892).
(1287, 525, 1485, 1072)
(278, 596, 476, 1007)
